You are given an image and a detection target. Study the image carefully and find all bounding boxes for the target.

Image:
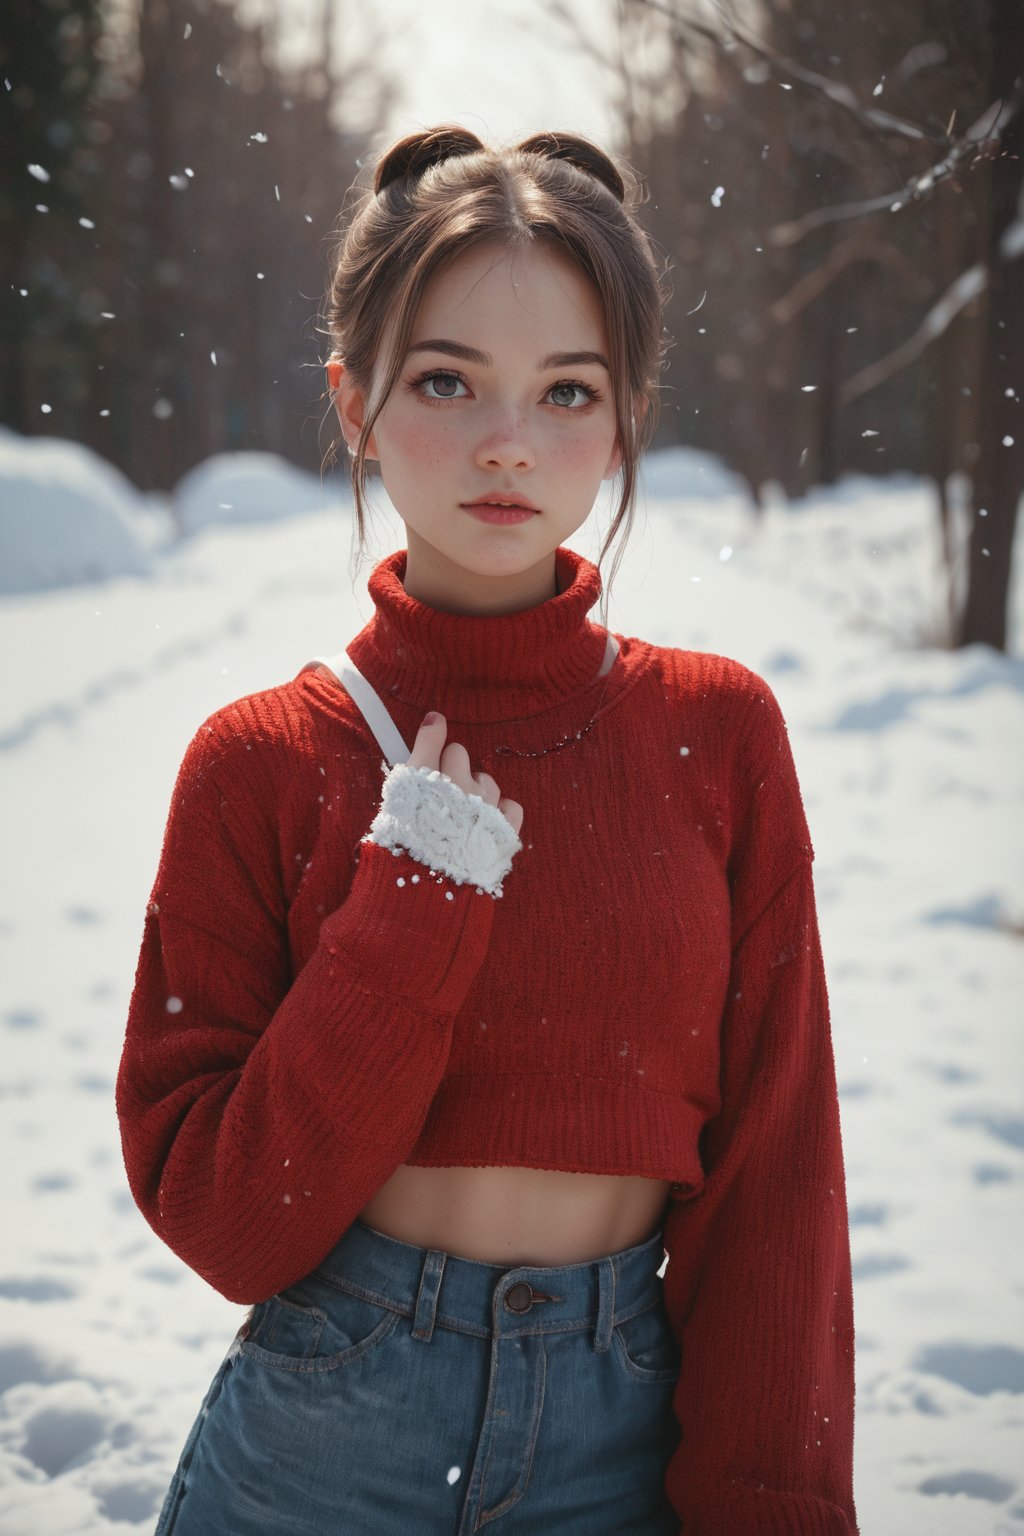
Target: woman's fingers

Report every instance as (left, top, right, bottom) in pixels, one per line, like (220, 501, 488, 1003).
(471, 771, 501, 806)
(498, 797, 524, 836)
(439, 740, 473, 793)
(409, 713, 523, 836)
(408, 711, 448, 772)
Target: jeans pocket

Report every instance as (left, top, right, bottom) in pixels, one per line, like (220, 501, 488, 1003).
(612, 1299, 682, 1384)
(238, 1285, 401, 1374)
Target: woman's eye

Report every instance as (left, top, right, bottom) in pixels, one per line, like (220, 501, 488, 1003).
(419, 372, 467, 400)
(410, 372, 598, 408)
(548, 381, 597, 409)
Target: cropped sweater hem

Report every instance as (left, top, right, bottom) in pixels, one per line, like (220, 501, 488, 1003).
(404, 1073, 710, 1192)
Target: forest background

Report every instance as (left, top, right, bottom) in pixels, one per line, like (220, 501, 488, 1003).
(2, 0, 1021, 652)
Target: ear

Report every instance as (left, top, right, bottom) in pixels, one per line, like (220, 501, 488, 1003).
(327, 360, 379, 461)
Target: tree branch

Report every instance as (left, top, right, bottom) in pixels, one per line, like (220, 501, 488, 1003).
(622, 0, 1019, 249)
(768, 233, 925, 326)
(631, 0, 942, 142)
(768, 97, 1016, 247)
(545, 0, 624, 73)
(838, 261, 989, 405)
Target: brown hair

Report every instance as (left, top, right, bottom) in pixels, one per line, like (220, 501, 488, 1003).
(321, 125, 667, 604)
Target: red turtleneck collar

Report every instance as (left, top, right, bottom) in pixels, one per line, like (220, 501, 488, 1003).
(345, 547, 611, 724)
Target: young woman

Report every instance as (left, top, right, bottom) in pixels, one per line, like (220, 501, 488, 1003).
(117, 126, 858, 1535)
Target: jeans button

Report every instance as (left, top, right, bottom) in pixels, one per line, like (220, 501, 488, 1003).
(504, 1282, 534, 1314)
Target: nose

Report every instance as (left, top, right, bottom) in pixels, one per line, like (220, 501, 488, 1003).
(474, 409, 535, 472)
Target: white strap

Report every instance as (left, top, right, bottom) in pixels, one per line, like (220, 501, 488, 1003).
(303, 653, 412, 767)
(597, 631, 619, 678)
(302, 631, 620, 770)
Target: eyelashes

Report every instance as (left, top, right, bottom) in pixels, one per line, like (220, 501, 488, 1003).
(407, 369, 468, 402)
(547, 378, 603, 409)
(406, 368, 603, 410)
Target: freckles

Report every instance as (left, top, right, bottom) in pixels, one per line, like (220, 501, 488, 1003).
(388, 417, 457, 468)
(392, 420, 434, 455)
(549, 428, 615, 471)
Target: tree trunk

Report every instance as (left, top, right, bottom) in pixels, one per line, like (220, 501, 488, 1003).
(958, 233, 1024, 648)
(956, 8, 1023, 651)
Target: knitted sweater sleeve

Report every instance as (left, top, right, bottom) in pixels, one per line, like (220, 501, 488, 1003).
(115, 706, 495, 1304)
(661, 680, 857, 1535)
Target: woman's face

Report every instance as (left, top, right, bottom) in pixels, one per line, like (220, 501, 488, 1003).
(335, 240, 623, 613)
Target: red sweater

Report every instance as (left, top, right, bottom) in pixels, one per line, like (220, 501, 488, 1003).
(116, 546, 857, 1535)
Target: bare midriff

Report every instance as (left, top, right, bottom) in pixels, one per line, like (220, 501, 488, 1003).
(356, 1164, 675, 1266)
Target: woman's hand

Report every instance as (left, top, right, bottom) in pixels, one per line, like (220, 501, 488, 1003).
(410, 712, 524, 837)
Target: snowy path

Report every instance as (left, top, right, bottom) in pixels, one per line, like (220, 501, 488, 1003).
(1, 481, 1022, 1534)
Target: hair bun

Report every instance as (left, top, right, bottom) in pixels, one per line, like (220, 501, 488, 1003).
(516, 132, 626, 203)
(374, 125, 485, 195)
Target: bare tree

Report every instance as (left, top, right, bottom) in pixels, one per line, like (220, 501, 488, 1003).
(558, 0, 1022, 650)
(0, 0, 105, 433)
(2, 0, 393, 492)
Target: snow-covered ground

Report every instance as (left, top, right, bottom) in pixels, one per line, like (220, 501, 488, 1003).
(1, 437, 1022, 1535)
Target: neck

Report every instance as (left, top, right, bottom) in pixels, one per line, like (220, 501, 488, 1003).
(401, 532, 559, 617)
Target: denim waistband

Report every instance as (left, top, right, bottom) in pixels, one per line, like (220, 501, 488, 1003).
(308, 1221, 668, 1348)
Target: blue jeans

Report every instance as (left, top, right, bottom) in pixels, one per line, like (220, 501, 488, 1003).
(154, 1220, 682, 1534)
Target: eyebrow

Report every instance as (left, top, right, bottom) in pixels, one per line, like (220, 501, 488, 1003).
(406, 339, 610, 371)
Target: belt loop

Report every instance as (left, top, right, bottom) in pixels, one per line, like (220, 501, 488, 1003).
(412, 1249, 446, 1343)
(593, 1255, 615, 1353)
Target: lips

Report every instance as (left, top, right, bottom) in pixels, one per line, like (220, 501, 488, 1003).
(464, 502, 538, 525)
(461, 494, 540, 513)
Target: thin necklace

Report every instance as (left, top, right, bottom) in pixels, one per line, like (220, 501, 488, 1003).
(493, 636, 618, 758)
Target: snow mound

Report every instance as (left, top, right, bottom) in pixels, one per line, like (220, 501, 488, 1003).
(796, 469, 922, 508)
(639, 445, 747, 502)
(174, 452, 346, 535)
(0, 428, 152, 595)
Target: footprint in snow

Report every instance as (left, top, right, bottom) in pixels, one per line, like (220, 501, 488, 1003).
(21, 1392, 110, 1476)
(64, 905, 102, 925)
(95, 1479, 166, 1523)
(74, 1073, 113, 1094)
(951, 1109, 1024, 1152)
(918, 1470, 1016, 1504)
(915, 1059, 982, 1086)
(848, 1202, 889, 1228)
(851, 1253, 910, 1281)
(0, 1276, 77, 1302)
(3, 1009, 41, 1030)
(139, 1264, 185, 1285)
(973, 1163, 1015, 1186)
(837, 1079, 875, 1101)
(32, 1171, 77, 1193)
(914, 1342, 1024, 1396)
(0, 1342, 72, 1393)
